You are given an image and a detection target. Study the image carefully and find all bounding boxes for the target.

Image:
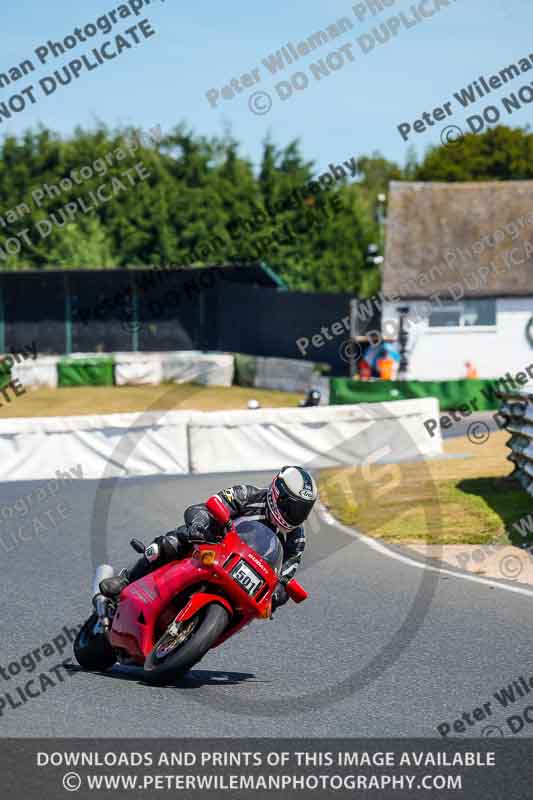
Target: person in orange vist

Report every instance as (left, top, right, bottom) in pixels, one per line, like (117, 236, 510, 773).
(465, 362, 478, 379)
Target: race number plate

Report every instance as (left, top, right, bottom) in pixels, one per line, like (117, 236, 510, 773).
(231, 559, 263, 595)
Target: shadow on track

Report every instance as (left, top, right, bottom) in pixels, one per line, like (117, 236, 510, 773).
(66, 663, 261, 689)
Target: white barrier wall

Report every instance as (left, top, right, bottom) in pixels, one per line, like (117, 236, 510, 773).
(113, 352, 164, 386)
(13, 352, 325, 392)
(0, 399, 442, 481)
(0, 411, 192, 481)
(189, 398, 441, 473)
(12, 351, 235, 390)
(253, 357, 319, 393)
(11, 356, 60, 389)
(160, 352, 235, 386)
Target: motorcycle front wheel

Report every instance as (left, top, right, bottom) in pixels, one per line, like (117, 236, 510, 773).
(143, 603, 229, 685)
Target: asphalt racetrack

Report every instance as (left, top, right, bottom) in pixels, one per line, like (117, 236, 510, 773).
(1, 465, 532, 738)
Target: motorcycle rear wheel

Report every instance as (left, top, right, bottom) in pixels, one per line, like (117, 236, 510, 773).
(74, 613, 116, 672)
(143, 603, 229, 685)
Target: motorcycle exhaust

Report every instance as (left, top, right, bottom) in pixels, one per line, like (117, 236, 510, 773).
(92, 564, 114, 599)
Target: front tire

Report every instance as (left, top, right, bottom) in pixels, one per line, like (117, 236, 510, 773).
(74, 613, 116, 672)
(143, 604, 229, 685)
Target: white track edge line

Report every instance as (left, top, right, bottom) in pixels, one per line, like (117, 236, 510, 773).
(317, 504, 533, 599)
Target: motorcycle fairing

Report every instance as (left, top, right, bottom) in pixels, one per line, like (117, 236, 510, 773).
(109, 531, 281, 662)
(109, 558, 212, 661)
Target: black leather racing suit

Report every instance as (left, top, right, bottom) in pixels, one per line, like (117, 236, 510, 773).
(125, 484, 306, 609)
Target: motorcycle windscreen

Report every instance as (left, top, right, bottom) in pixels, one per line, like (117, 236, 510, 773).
(235, 520, 284, 574)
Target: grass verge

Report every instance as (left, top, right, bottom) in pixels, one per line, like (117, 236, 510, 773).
(318, 431, 532, 547)
(0, 383, 304, 418)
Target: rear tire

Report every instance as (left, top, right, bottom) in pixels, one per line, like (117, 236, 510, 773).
(143, 604, 229, 685)
(74, 613, 116, 672)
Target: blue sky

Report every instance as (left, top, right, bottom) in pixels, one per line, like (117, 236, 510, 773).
(1, 0, 531, 174)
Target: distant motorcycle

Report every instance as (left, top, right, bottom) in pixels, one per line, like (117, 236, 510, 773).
(74, 496, 308, 685)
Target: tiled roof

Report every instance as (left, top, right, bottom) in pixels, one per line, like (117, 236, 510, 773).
(383, 181, 533, 298)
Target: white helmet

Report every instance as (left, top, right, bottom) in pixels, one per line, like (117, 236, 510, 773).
(266, 466, 318, 532)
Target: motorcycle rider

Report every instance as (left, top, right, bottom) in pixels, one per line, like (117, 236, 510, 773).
(100, 466, 318, 612)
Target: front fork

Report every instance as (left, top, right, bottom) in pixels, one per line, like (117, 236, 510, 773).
(92, 564, 117, 638)
(93, 594, 115, 635)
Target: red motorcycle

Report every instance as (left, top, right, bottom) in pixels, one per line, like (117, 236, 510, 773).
(74, 496, 308, 684)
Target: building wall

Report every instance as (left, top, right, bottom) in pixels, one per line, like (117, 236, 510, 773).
(382, 297, 533, 380)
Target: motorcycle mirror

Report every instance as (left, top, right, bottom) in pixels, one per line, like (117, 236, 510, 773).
(130, 538, 146, 554)
(205, 495, 231, 526)
(285, 579, 308, 603)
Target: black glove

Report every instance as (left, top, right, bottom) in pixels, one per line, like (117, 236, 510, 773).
(187, 519, 225, 544)
(152, 533, 182, 560)
(271, 583, 289, 613)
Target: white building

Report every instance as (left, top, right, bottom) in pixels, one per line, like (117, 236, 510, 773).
(380, 180, 533, 380)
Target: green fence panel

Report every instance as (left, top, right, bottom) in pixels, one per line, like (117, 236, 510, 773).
(329, 378, 500, 411)
(58, 357, 115, 388)
(233, 353, 257, 387)
(0, 366, 11, 390)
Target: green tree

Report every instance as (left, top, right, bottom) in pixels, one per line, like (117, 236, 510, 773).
(356, 152, 403, 196)
(415, 125, 533, 181)
(46, 218, 117, 268)
(0, 124, 387, 291)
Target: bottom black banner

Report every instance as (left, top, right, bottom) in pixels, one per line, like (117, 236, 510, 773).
(1, 738, 529, 799)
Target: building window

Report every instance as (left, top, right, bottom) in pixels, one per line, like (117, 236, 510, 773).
(428, 299, 496, 328)
(428, 304, 462, 328)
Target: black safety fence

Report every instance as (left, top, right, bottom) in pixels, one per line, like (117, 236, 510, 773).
(214, 283, 353, 373)
(0, 268, 353, 374)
